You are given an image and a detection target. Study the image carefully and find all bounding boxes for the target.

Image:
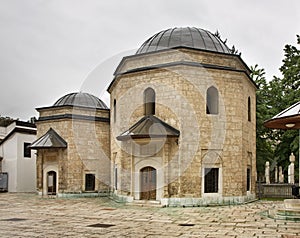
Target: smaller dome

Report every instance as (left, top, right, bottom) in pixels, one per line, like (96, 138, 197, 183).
(53, 92, 108, 109)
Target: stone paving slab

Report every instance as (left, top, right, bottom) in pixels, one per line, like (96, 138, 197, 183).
(0, 193, 300, 237)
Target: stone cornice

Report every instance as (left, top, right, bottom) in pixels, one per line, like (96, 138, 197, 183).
(37, 114, 110, 123)
(108, 60, 257, 92)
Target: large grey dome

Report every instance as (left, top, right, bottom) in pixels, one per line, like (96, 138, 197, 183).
(136, 27, 231, 55)
(53, 92, 108, 109)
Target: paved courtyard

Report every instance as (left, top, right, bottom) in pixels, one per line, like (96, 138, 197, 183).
(0, 193, 299, 237)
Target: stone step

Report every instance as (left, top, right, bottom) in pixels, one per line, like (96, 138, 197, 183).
(284, 199, 300, 210)
(269, 209, 300, 221)
(130, 200, 163, 207)
(274, 214, 300, 221)
(277, 209, 300, 216)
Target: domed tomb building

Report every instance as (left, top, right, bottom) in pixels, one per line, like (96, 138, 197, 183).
(108, 27, 257, 205)
(31, 92, 110, 196)
(31, 27, 256, 205)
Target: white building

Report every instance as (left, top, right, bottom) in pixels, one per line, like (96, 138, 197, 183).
(0, 120, 37, 192)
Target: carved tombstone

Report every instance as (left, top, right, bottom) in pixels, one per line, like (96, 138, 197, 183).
(279, 166, 284, 183)
(265, 161, 270, 184)
(288, 153, 295, 184)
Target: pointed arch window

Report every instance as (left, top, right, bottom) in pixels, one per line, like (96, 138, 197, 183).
(144, 88, 155, 115)
(248, 97, 251, 122)
(206, 86, 219, 115)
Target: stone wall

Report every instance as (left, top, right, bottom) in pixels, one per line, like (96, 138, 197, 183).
(114, 48, 251, 76)
(110, 48, 256, 203)
(36, 106, 110, 195)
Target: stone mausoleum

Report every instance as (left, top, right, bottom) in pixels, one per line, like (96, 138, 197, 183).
(31, 27, 257, 206)
(30, 93, 110, 196)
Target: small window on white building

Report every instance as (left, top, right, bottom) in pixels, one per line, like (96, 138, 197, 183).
(206, 86, 219, 115)
(23, 142, 31, 158)
(85, 174, 95, 191)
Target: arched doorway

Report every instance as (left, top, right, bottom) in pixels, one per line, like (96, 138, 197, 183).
(47, 171, 57, 195)
(140, 167, 156, 200)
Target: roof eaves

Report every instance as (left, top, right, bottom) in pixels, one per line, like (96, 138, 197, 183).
(0, 127, 37, 146)
(29, 128, 67, 149)
(116, 115, 180, 141)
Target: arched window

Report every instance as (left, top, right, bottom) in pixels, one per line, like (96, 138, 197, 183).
(144, 88, 155, 115)
(248, 97, 251, 122)
(113, 99, 116, 123)
(206, 86, 219, 115)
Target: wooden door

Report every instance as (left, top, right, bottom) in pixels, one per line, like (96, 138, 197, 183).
(47, 171, 57, 195)
(140, 167, 156, 200)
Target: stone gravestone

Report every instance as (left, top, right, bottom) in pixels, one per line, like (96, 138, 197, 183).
(265, 161, 270, 184)
(279, 166, 284, 183)
(288, 153, 295, 184)
(275, 165, 278, 183)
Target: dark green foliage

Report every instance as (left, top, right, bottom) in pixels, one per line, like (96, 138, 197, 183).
(254, 35, 300, 182)
(251, 65, 275, 180)
(274, 35, 300, 182)
(0, 116, 14, 127)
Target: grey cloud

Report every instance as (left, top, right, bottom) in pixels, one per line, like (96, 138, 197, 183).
(0, 0, 299, 120)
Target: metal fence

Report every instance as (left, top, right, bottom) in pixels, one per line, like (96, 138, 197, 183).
(256, 182, 296, 199)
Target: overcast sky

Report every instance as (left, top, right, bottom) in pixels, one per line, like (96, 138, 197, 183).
(0, 0, 299, 121)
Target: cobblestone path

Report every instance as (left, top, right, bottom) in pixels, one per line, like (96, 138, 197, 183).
(0, 193, 299, 237)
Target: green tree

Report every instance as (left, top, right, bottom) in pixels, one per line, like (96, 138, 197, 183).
(0, 116, 14, 127)
(253, 35, 300, 182)
(273, 35, 300, 181)
(251, 65, 274, 180)
(279, 35, 300, 106)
